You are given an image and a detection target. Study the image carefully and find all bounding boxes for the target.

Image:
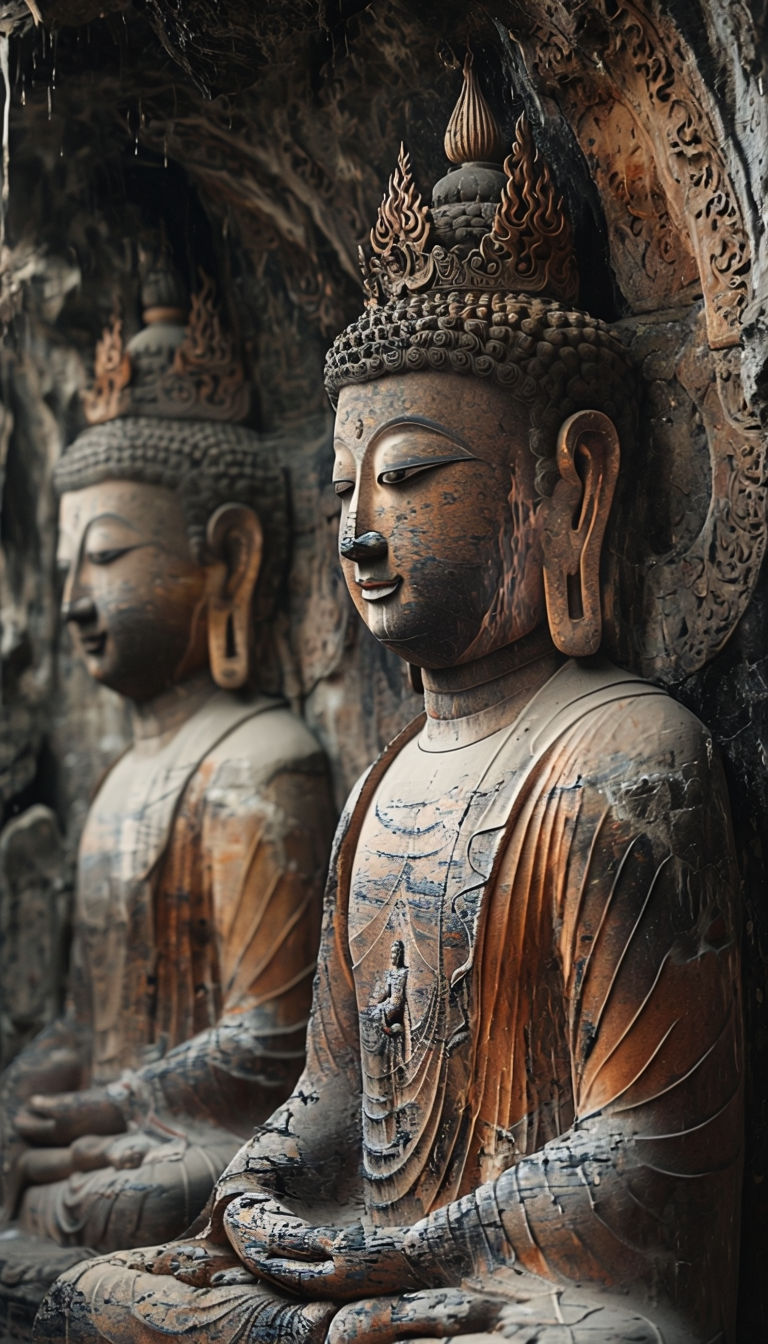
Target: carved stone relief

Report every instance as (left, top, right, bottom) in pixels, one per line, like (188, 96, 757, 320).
(0, 1, 765, 1338)
(32, 61, 745, 1343)
(510, 0, 755, 346)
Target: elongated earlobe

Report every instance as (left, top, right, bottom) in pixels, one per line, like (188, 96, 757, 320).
(540, 409, 620, 658)
(206, 504, 263, 689)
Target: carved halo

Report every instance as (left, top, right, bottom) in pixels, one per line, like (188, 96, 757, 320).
(511, 0, 767, 682)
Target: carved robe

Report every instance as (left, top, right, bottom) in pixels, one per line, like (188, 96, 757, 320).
(6, 690, 333, 1253)
(37, 660, 742, 1343)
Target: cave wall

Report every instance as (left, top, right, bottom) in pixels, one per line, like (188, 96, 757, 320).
(0, 0, 766, 1335)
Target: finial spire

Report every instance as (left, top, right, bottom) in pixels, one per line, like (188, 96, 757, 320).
(443, 51, 504, 166)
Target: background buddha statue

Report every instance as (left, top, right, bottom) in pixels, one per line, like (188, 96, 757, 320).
(36, 60, 743, 1344)
(0, 249, 334, 1286)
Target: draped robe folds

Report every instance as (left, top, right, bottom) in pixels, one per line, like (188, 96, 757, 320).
(36, 660, 743, 1344)
(1, 691, 333, 1259)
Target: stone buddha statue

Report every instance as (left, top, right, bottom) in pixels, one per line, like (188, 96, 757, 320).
(36, 62, 742, 1344)
(0, 255, 334, 1285)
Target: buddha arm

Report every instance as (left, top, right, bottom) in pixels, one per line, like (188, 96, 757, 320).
(1, 855, 96, 1105)
(110, 760, 335, 1137)
(206, 777, 367, 1227)
(406, 721, 742, 1315)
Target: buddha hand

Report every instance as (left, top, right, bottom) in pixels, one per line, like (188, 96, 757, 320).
(140, 1237, 253, 1287)
(13, 1086, 127, 1147)
(223, 1192, 424, 1300)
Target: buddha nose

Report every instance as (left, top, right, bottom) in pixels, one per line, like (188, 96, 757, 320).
(339, 531, 388, 562)
(62, 595, 97, 626)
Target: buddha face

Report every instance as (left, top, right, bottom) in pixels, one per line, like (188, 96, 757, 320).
(333, 371, 546, 669)
(58, 479, 211, 700)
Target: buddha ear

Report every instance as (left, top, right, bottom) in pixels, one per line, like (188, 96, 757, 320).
(205, 503, 263, 690)
(539, 409, 620, 659)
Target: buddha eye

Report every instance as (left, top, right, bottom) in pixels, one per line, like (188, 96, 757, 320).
(87, 547, 135, 566)
(378, 458, 460, 486)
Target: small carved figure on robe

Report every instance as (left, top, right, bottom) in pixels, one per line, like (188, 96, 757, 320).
(36, 58, 743, 1344)
(370, 941, 408, 1038)
(0, 256, 334, 1292)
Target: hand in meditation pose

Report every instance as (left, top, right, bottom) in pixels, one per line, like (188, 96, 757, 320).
(36, 59, 742, 1344)
(0, 266, 333, 1287)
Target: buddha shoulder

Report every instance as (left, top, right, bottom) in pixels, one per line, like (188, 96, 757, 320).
(183, 696, 328, 828)
(203, 696, 326, 774)
(560, 665, 725, 822)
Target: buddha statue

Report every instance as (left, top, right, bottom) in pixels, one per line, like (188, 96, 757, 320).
(36, 60, 742, 1344)
(0, 255, 334, 1290)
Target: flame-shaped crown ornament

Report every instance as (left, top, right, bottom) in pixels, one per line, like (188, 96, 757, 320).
(83, 270, 250, 426)
(361, 53, 578, 308)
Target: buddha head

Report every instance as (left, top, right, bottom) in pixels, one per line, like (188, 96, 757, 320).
(55, 256, 286, 702)
(325, 57, 636, 673)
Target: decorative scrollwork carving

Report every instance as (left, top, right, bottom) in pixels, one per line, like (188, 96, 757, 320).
(515, 0, 751, 349)
(82, 314, 131, 425)
(491, 116, 578, 305)
(370, 144, 431, 260)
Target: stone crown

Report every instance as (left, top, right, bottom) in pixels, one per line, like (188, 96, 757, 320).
(83, 269, 250, 426)
(360, 53, 579, 308)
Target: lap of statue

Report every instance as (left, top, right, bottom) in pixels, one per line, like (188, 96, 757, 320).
(34, 1248, 334, 1344)
(35, 1251, 686, 1344)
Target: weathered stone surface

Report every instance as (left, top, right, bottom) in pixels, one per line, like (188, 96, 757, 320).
(0, 2, 764, 1338)
(30, 65, 744, 1339)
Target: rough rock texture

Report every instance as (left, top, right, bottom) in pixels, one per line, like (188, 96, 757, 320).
(0, 1, 765, 1338)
